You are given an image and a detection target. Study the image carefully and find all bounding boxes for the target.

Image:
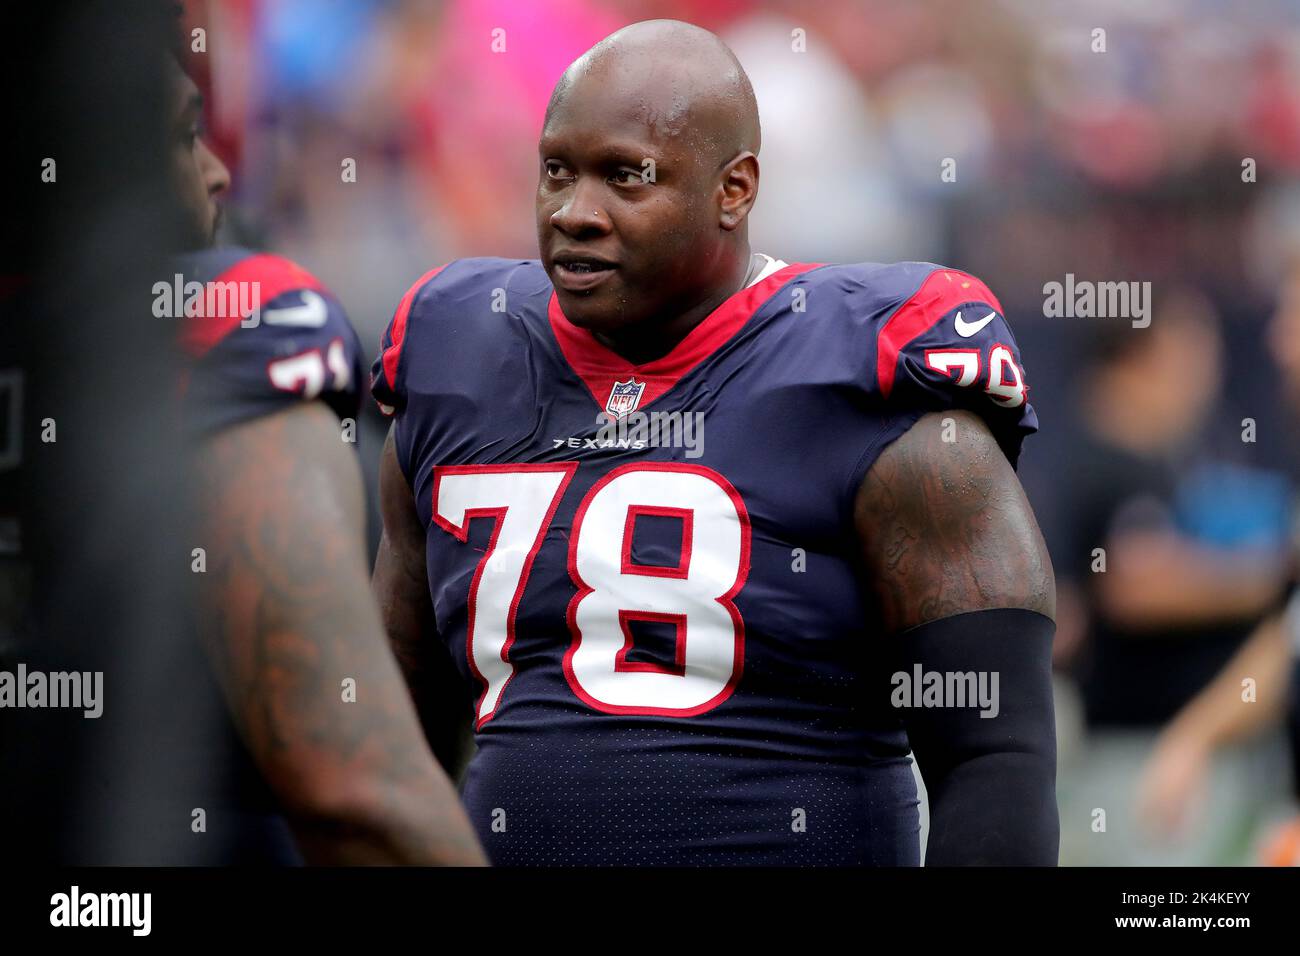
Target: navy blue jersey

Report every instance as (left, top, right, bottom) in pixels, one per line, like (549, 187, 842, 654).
(176, 246, 364, 433)
(372, 257, 1038, 865)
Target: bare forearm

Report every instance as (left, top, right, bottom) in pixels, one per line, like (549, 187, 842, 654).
(1169, 612, 1289, 748)
(374, 426, 477, 780)
(1099, 535, 1286, 628)
(196, 404, 485, 865)
(374, 529, 433, 692)
(373, 535, 475, 779)
(285, 779, 479, 865)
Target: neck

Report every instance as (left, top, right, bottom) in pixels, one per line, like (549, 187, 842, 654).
(593, 246, 756, 365)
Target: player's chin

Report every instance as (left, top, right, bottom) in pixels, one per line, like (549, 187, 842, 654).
(553, 281, 625, 331)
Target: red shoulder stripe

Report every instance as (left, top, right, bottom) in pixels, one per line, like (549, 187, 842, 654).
(380, 265, 447, 390)
(875, 268, 1003, 399)
(179, 253, 326, 358)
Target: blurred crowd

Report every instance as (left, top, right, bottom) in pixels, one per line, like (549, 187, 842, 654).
(182, 0, 1300, 865)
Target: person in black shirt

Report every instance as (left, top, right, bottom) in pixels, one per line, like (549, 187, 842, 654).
(1056, 287, 1292, 864)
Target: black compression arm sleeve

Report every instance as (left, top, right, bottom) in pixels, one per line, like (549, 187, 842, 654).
(889, 607, 1059, 866)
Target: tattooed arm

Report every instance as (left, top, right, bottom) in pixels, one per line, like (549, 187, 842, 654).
(855, 410, 1054, 627)
(855, 410, 1058, 864)
(373, 426, 477, 782)
(194, 402, 485, 865)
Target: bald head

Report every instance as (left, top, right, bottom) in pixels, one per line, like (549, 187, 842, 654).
(546, 19, 760, 167)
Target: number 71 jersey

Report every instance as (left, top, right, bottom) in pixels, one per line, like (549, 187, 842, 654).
(175, 245, 364, 434)
(372, 257, 1038, 865)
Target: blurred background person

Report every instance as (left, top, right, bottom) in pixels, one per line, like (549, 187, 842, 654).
(1053, 289, 1293, 865)
(1134, 253, 1300, 866)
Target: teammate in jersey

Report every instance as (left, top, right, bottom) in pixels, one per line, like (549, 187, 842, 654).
(372, 20, 1057, 865)
(162, 53, 483, 864)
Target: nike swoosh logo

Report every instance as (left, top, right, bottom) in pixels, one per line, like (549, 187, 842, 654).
(954, 310, 996, 337)
(262, 289, 328, 327)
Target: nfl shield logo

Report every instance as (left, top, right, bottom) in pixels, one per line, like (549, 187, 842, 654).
(605, 378, 645, 418)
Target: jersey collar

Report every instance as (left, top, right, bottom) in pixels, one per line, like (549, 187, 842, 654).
(547, 258, 819, 415)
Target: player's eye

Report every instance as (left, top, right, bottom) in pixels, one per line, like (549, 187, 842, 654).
(610, 167, 647, 186)
(544, 160, 573, 181)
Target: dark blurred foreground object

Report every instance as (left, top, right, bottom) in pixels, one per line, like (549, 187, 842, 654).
(0, 1, 232, 862)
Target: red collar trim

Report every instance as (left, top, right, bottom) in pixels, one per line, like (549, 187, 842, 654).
(548, 262, 822, 412)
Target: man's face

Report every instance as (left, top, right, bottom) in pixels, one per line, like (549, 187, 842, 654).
(536, 73, 725, 334)
(169, 64, 229, 249)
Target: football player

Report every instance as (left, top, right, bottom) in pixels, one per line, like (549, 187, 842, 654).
(373, 20, 1057, 865)
(160, 53, 484, 864)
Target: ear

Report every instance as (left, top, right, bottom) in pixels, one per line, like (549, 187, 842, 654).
(718, 152, 759, 231)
